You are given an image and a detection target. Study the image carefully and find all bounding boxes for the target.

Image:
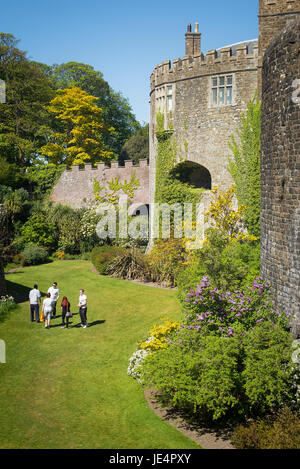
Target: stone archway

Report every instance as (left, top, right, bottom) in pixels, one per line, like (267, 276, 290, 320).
(169, 161, 212, 190)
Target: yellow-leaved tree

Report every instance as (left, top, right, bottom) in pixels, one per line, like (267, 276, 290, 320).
(41, 86, 115, 165)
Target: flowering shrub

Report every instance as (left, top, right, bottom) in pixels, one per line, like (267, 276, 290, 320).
(146, 239, 187, 286)
(140, 319, 181, 352)
(127, 349, 151, 383)
(181, 276, 291, 337)
(56, 250, 65, 260)
(205, 186, 257, 242)
(177, 229, 260, 296)
(0, 295, 15, 322)
(141, 322, 297, 422)
(128, 319, 180, 381)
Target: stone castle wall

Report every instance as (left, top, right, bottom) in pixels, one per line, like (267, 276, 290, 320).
(258, 0, 300, 94)
(260, 17, 300, 334)
(50, 160, 149, 209)
(149, 32, 259, 216)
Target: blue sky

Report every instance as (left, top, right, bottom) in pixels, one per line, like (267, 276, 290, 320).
(1, 0, 259, 124)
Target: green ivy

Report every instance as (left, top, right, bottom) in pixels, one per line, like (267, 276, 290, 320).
(228, 96, 261, 238)
(26, 164, 66, 200)
(154, 112, 202, 207)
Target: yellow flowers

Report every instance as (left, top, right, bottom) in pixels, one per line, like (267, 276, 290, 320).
(140, 319, 180, 352)
(56, 250, 65, 260)
(205, 185, 257, 243)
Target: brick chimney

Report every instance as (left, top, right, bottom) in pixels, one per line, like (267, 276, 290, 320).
(185, 22, 201, 56)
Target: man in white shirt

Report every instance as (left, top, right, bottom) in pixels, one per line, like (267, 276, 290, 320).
(77, 289, 88, 328)
(47, 282, 60, 318)
(29, 284, 41, 323)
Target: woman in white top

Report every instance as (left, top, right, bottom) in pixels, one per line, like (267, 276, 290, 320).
(47, 282, 60, 318)
(77, 289, 88, 328)
(42, 293, 53, 329)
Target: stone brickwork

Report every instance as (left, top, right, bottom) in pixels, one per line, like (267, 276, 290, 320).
(258, 0, 300, 95)
(260, 18, 300, 335)
(50, 160, 149, 209)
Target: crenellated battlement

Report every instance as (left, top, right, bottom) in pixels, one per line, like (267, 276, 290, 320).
(51, 159, 150, 209)
(66, 159, 149, 172)
(150, 40, 258, 90)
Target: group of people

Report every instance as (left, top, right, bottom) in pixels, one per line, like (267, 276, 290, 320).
(29, 282, 88, 329)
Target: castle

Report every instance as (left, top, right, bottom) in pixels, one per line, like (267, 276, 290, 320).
(5, 1, 300, 332)
(52, 2, 299, 223)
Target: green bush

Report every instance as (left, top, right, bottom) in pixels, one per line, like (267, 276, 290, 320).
(21, 244, 49, 266)
(141, 329, 242, 421)
(177, 229, 260, 297)
(233, 408, 300, 449)
(48, 204, 83, 254)
(20, 213, 57, 249)
(242, 322, 296, 414)
(107, 248, 150, 281)
(140, 322, 297, 423)
(90, 245, 126, 275)
(158, 177, 203, 205)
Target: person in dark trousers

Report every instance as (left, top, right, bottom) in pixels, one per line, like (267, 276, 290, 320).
(29, 284, 41, 323)
(77, 289, 88, 328)
(47, 282, 60, 319)
(61, 296, 71, 329)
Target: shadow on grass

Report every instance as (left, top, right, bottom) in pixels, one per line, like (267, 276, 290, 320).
(6, 279, 47, 304)
(47, 320, 105, 329)
(72, 320, 105, 328)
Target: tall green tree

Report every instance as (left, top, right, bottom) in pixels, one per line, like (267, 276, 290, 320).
(119, 124, 149, 164)
(0, 33, 54, 166)
(50, 62, 140, 155)
(228, 97, 261, 238)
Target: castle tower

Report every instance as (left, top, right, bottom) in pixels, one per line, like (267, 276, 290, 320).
(260, 6, 300, 335)
(258, 0, 300, 95)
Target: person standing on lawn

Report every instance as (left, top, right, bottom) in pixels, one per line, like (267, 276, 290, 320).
(61, 296, 71, 329)
(42, 293, 53, 329)
(29, 284, 41, 323)
(78, 289, 88, 328)
(47, 282, 60, 318)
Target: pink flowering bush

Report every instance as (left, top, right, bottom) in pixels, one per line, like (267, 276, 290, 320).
(181, 276, 291, 337)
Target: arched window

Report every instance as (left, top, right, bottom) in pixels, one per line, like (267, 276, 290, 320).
(169, 161, 212, 190)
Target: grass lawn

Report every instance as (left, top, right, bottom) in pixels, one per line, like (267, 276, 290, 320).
(0, 260, 201, 449)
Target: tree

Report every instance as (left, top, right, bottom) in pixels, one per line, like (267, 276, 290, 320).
(0, 156, 22, 188)
(0, 33, 54, 166)
(2, 187, 28, 224)
(50, 62, 140, 155)
(119, 124, 149, 164)
(40, 87, 115, 165)
(228, 97, 261, 238)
